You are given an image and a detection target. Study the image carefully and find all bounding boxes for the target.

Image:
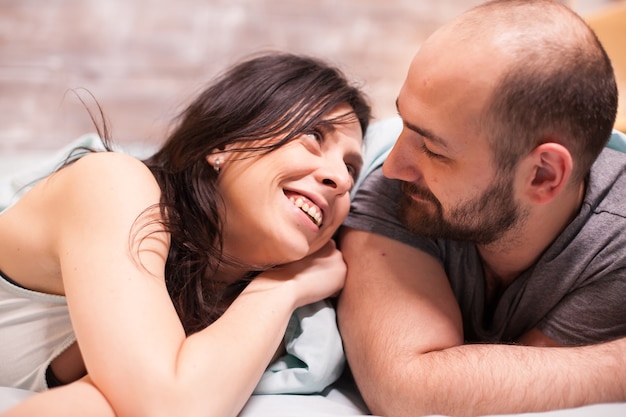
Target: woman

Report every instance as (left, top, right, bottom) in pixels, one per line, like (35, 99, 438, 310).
(0, 52, 370, 416)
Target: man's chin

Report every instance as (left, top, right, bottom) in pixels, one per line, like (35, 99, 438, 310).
(399, 205, 440, 237)
(399, 199, 466, 240)
(402, 218, 442, 238)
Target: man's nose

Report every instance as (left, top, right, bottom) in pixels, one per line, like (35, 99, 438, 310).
(382, 131, 422, 182)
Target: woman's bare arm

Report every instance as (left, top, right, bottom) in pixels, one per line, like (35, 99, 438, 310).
(6, 152, 345, 417)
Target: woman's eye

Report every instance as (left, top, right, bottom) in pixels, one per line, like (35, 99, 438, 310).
(305, 130, 323, 142)
(346, 164, 360, 182)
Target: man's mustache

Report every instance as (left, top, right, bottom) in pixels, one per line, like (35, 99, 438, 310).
(400, 181, 438, 203)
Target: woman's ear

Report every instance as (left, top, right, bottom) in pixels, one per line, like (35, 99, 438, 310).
(206, 142, 237, 167)
(206, 153, 220, 167)
(206, 150, 228, 173)
(522, 142, 573, 204)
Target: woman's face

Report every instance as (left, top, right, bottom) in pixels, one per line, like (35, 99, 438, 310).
(212, 103, 363, 266)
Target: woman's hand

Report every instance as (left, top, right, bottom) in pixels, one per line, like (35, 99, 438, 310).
(252, 240, 347, 308)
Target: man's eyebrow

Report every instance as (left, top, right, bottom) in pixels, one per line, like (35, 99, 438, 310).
(395, 99, 449, 150)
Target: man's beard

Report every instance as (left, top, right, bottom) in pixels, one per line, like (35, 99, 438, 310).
(398, 173, 527, 245)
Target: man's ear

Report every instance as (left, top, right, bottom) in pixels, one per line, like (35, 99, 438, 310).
(523, 143, 573, 205)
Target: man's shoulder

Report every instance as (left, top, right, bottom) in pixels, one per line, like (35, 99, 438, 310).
(355, 166, 397, 194)
(606, 129, 626, 153)
(348, 167, 402, 222)
(588, 146, 626, 215)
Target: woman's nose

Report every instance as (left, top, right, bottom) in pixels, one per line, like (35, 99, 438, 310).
(320, 160, 353, 194)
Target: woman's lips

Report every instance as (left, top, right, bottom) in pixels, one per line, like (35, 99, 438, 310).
(284, 190, 323, 227)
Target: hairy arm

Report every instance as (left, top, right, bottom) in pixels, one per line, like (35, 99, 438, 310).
(337, 227, 626, 417)
(4, 153, 345, 417)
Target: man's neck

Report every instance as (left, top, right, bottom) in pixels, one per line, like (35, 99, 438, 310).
(477, 181, 586, 291)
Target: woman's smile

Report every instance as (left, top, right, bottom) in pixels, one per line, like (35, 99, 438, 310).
(285, 190, 324, 228)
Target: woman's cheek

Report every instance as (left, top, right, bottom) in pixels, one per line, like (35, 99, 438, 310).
(331, 196, 352, 230)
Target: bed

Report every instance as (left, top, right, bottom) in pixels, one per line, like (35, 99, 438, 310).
(1, 119, 626, 416)
(2, 369, 626, 416)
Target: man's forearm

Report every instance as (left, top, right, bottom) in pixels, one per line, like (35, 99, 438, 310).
(349, 337, 626, 417)
(338, 229, 626, 416)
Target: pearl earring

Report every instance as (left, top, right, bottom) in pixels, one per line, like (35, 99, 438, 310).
(213, 158, 222, 174)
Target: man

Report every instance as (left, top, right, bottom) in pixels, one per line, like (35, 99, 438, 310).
(337, 1, 626, 416)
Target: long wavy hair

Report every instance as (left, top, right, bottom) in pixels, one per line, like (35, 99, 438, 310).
(135, 52, 371, 334)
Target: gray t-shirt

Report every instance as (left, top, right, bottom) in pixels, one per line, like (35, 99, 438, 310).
(344, 147, 626, 345)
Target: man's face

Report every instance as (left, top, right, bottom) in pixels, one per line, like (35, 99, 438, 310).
(397, 168, 525, 244)
(384, 38, 528, 245)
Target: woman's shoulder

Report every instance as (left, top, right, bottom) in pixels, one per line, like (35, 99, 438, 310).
(62, 151, 159, 192)
(0, 151, 164, 285)
(69, 151, 153, 177)
(46, 151, 162, 220)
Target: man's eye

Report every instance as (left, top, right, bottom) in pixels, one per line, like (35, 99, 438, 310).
(420, 143, 445, 160)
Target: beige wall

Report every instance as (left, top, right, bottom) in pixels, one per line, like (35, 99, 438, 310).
(0, 0, 621, 152)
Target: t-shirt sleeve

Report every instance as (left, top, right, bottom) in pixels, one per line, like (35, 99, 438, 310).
(534, 151, 626, 345)
(343, 167, 441, 259)
(536, 269, 626, 345)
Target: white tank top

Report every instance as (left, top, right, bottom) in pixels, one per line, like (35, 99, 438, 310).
(0, 271, 75, 392)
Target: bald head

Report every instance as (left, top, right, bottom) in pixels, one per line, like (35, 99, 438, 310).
(447, 0, 600, 69)
(408, 0, 618, 181)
